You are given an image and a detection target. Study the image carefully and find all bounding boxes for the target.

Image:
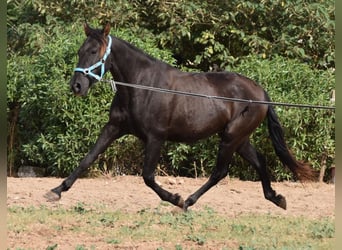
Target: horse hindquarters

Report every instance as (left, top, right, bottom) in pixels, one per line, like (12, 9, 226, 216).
(183, 106, 265, 210)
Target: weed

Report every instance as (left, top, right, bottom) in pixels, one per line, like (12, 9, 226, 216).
(99, 214, 117, 227)
(238, 246, 256, 250)
(231, 223, 248, 233)
(179, 211, 195, 225)
(186, 234, 206, 245)
(46, 244, 58, 250)
(75, 245, 87, 250)
(175, 244, 183, 250)
(159, 213, 176, 226)
(106, 238, 120, 244)
(73, 202, 87, 214)
(310, 219, 335, 239)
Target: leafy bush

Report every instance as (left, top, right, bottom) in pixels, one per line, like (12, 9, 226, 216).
(7, 21, 175, 176)
(133, 0, 334, 70)
(8, 0, 334, 71)
(7, 1, 334, 180)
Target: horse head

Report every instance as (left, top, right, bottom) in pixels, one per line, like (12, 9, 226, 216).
(70, 23, 111, 96)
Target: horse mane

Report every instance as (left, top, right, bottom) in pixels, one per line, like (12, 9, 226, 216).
(86, 24, 170, 68)
(114, 36, 165, 65)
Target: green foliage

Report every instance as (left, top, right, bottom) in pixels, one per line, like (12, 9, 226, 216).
(8, 22, 86, 176)
(46, 244, 58, 250)
(164, 137, 218, 177)
(133, 0, 334, 70)
(7, 0, 334, 180)
(8, 0, 334, 70)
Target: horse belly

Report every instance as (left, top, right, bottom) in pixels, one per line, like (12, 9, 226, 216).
(167, 101, 228, 142)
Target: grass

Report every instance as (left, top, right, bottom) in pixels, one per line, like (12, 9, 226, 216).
(8, 203, 334, 250)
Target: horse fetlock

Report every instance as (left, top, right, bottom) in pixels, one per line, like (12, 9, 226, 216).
(183, 195, 197, 211)
(264, 190, 286, 210)
(171, 193, 184, 208)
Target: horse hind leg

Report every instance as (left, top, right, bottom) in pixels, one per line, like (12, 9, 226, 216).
(183, 131, 238, 210)
(237, 140, 287, 210)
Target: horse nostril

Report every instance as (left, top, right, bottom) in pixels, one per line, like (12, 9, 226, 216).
(72, 82, 82, 93)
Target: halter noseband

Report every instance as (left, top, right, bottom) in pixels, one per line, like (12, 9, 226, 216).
(74, 35, 112, 81)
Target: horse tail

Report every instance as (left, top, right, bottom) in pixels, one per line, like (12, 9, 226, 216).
(265, 93, 316, 181)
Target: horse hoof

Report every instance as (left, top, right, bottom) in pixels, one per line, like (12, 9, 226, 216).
(276, 194, 287, 210)
(44, 190, 61, 202)
(183, 201, 189, 211)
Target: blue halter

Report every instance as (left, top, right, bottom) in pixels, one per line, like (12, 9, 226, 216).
(74, 35, 112, 81)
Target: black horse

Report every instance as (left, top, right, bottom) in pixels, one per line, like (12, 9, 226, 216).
(45, 23, 314, 210)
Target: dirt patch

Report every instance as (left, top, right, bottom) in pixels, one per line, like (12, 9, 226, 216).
(7, 176, 335, 249)
(7, 176, 334, 218)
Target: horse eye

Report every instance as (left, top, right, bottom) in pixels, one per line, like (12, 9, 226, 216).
(91, 50, 97, 55)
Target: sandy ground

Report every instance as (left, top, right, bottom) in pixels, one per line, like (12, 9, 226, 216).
(7, 176, 335, 249)
(7, 176, 334, 217)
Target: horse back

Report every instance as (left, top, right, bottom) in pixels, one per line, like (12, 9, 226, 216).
(114, 68, 268, 142)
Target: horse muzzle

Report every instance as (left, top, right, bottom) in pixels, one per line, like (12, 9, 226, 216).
(70, 76, 90, 96)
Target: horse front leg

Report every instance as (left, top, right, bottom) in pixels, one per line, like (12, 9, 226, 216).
(44, 121, 124, 201)
(142, 137, 185, 208)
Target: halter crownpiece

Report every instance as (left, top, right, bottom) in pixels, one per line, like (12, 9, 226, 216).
(74, 35, 112, 81)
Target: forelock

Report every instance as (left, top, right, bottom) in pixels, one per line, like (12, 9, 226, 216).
(88, 28, 108, 57)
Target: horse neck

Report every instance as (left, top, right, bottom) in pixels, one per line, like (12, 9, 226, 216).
(109, 37, 157, 84)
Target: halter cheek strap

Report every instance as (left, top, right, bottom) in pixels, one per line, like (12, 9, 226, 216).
(74, 35, 112, 81)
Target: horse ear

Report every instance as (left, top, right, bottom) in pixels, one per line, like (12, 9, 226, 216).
(84, 22, 91, 36)
(103, 23, 111, 36)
